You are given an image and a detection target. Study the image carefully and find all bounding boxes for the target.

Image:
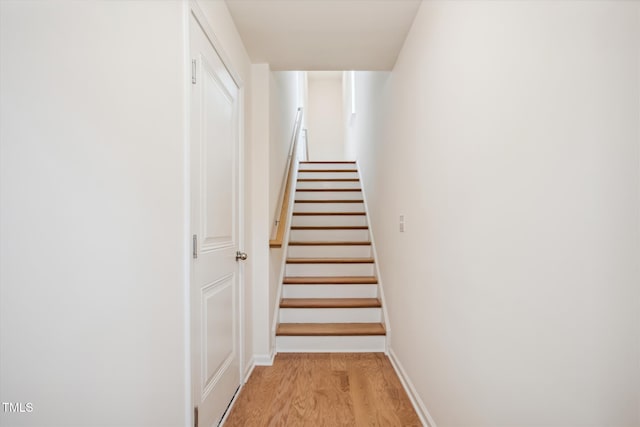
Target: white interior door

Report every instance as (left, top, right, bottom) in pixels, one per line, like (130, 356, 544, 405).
(190, 12, 241, 427)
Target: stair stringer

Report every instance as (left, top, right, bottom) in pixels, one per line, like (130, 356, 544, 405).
(355, 160, 391, 355)
(268, 158, 301, 362)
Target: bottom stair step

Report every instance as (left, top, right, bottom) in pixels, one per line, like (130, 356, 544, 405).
(276, 335, 386, 353)
(276, 322, 386, 336)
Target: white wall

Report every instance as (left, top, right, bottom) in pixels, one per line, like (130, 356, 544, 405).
(248, 64, 271, 363)
(269, 72, 302, 236)
(0, 1, 258, 426)
(308, 72, 346, 160)
(248, 66, 302, 362)
(344, 72, 390, 169)
(0, 2, 187, 426)
(268, 71, 302, 357)
(351, 1, 640, 426)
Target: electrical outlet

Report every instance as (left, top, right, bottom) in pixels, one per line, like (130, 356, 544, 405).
(399, 214, 405, 232)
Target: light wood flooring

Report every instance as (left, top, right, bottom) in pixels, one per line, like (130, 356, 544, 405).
(223, 353, 421, 426)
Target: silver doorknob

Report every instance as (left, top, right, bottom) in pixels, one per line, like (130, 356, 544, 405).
(236, 251, 248, 261)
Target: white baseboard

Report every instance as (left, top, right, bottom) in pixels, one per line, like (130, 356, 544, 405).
(254, 350, 275, 366)
(388, 348, 437, 427)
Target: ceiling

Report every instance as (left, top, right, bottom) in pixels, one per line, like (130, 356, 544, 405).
(225, 0, 422, 71)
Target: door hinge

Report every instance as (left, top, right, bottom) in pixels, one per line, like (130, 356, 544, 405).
(191, 59, 197, 84)
(192, 234, 198, 259)
(194, 406, 199, 427)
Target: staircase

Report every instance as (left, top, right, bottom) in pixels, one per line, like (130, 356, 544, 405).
(275, 161, 387, 352)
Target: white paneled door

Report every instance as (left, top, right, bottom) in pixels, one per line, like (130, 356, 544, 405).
(190, 12, 242, 427)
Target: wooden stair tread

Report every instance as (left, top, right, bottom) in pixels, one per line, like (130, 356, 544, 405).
(296, 189, 362, 192)
(276, 322, 385, 336)
(293, 212, 366, 216)
(294, 199, 363, 203)
(297, 178, 360, 182)
(280, 298, 381, 308)
(298, 169, 358, 173)
(291, 226, 368, 230)
(287, 258, 374, 264)
(300, 161, 356, 164)
(284, 276, 378, 284)
(288, 241, 371, 246)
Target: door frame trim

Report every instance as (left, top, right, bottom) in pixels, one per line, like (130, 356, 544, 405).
(186, 1, 246, 425)
(189, 1, 244, 88)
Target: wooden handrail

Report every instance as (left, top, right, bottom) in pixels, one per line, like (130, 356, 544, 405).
(270, 108, 304, 248)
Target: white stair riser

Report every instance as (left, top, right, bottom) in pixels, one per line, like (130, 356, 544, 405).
(288, 245, 372, 258)
(282, 284, 378, 299)
(296, 181, 361, 190)
(294, 202, 364, 213)
(285, 263, 375, 277)
(292, 215, 367, 227)
(298, 172, 358, 180)
(289, 229, 369, 241)
(299, 163, 356, 170)
(276, 335, 385, 352)
(295, 191, 363, 201)
(279, 308, 382, 323)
